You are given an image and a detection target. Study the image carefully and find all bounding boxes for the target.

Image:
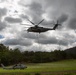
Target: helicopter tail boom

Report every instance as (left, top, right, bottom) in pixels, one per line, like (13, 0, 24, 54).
(1, 64, 5, 69)
(1, 64, 12, 69)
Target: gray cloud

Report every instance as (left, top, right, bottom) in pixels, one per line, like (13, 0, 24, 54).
(27, 1, 44, 23)
(26, 45, 47, 52)
(21, 32, 47, 40)
(68, 18, 76, 29)
(58, 14, 68, 24)
(58, 39, 69, 46)
(5, 17, 22, 23)
(29, 2, 44, 15)
(35, 36, 58, 44)
(3, 38, 32, 46)
(0, 0, 7, 2)
(0, 8, 7, 18)
(35, 31, 75, 46)
(22, 33, 38, 39)
(20, 14, 29, 20)
(0, 21, 7, 31)
(57, 31, 76, 46)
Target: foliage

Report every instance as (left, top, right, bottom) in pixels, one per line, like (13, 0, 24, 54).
(0, 43, 76, 65)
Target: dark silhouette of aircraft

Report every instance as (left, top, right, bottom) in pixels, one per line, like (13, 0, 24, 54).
(1, 63, 27, 70)
(22, 19, 61, 33)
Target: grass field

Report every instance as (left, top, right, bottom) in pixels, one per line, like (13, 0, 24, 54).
(0, 59, 76, 75)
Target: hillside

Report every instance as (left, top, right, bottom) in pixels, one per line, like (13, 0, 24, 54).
(65, 46, 76, 54)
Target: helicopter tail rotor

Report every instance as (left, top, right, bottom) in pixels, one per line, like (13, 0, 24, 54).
(53, 20, 61, 30)
(57, 20, 61, 26)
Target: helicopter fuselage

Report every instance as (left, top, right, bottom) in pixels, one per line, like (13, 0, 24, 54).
(27, 26, 52, 33)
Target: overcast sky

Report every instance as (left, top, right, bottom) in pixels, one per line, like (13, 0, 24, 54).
(0, 0, 76, 52)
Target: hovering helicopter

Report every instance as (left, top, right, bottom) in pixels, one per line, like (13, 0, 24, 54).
(22, 19, 61, 33)
(1, 63, 27, 70)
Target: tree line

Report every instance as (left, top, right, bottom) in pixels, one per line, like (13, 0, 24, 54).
(0, 43, 76, 66)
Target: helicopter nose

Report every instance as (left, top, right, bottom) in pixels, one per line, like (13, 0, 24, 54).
(27, 29, 29, 32)
(27, 28, 30, 32)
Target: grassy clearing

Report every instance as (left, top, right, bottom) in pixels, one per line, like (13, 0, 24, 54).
(0, 59, 76, 75)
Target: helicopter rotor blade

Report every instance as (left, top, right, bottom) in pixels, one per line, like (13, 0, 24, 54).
(37, 19, 44, 25)
(27, 18, 35, 25)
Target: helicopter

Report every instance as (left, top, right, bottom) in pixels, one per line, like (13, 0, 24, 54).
(1, 63, 27, 70)
(22, 19, 61, 33)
